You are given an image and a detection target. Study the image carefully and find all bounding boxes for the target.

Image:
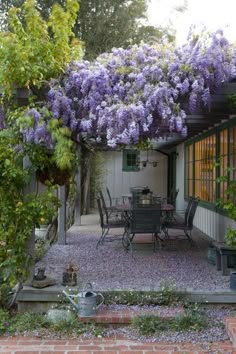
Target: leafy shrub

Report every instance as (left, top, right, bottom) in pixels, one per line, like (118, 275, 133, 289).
(132, 303, 208, 335)
(173, 312, 208, 331)
(104, 285, 177, 306)
(0, 309, 11, 335)
(35, 239, 50, 262)
(132, 315, 169, 335)
(12, 312, 50, 332)
(174, 302, 208, 331)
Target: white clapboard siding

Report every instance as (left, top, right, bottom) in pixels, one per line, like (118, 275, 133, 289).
(100, 150, 168, 199)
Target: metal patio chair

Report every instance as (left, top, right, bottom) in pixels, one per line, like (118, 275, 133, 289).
(98, 190, 123, 220)
(96, 198, 125, 249)
(122, 203, 162, 256)
(162, 197, 199, 244)
(106, 187, 126, 208)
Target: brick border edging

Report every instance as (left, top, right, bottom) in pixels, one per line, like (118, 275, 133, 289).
(225, 317, 236, 347)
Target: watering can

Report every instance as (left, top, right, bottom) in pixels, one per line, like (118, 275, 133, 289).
(62, 283, 104, 317)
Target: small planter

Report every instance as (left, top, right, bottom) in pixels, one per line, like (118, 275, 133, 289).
(62, 262, 79, 287)
(230, 272, 236, 290)
(35, 224, 49, 240)
(207, 246, 216, 265)
(62, 271, 78, 287)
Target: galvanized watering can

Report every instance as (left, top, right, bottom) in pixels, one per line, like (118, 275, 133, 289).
(62, 283, 104, 317)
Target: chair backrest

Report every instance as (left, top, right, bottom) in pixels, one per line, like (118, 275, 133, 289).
(169, 188, 179, 206)
(129, 204, 161, 234)
(106, 187, 112, 207)
(97, 198, 104, 228)
(98, 190, 107, 211)
(186, 198, 199, 229)
(184, 197, 194, 225)
(97, 197, 109, 227)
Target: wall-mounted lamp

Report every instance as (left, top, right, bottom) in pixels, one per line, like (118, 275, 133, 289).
(137, 150, 158, 169)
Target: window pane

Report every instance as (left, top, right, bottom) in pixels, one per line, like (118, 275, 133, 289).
(194, 134, 216, 202)
(185, 144, 193, 197)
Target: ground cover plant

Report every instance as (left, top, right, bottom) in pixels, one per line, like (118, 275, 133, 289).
(103, 285, 177, 306)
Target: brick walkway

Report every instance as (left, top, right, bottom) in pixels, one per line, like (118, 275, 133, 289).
(0, 336, 235, 354)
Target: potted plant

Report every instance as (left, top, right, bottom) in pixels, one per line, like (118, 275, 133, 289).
(62, 262, 79, 287)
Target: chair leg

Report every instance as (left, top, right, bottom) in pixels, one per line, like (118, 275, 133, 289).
(122, 231, 130, 249)
(162, 226, 169, 239)
(122, 231, 133, 255)
(184, 229, 194, 246)
(96, 227, 109, 248)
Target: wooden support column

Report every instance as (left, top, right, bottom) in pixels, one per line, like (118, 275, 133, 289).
(58, 185, 66, 244)
(74, 167, 81, 226)
(23, 156, 36, 285)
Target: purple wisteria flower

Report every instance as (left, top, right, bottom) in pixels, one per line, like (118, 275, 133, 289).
(18, 30, 236, 149)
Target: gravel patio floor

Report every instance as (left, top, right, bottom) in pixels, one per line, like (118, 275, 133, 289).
(36, 213, 232, 291)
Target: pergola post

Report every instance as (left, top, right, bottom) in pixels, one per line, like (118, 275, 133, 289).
(74, 167, 81, 226)
(58, 185, 66, 244)
(23, 156, 36, 285)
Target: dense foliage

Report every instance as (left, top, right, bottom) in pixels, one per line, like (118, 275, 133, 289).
(0, 0, 82, 96)
(0, 0, 175, 60)
(0, 131, 59, 289)
(217, 168, 236, 246)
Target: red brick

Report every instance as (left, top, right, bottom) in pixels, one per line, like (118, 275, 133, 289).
(104, 346, 129, 350)
(12, 352, 40, 354)
(67, 352, 91, 354)
(93, 351, 118, 354)
(154, 344, 179, 350)
(119, 352, 143, 354)
(78, 345, 101, 350)
(144, 351, 171, 354)
(129, 345, 156, 350)
(42, 340, 68, 345)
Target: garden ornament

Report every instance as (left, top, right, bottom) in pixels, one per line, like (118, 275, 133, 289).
(62, 282, 104, 317)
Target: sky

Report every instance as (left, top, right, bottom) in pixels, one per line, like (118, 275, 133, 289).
(148, 0, 236, 45)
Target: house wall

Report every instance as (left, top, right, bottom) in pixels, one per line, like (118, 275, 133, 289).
(176, 142, 236, 242)
(100, 150, 168, 200)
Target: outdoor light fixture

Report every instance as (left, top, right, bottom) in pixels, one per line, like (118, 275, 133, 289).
(137, 150, 158, 169)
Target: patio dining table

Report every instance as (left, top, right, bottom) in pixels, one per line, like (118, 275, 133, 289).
(115, 202, 174, 215)
(115, 202, 174, 254)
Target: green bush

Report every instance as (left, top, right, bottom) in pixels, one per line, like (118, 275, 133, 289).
(173, 311, 208, 331)
(132, 303, 208, 336)
(0, 309, 11, 335)
(12, 312, 50, 332)
(104, 286, 177, 306)
(132, 315, 169, 335)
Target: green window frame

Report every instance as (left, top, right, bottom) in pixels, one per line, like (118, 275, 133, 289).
(122, 150, 140, 172)
(184, 117, 236, 208)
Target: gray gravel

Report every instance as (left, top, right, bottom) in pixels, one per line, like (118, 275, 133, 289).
(36, 218, 231, 291)
(24, 304, 236, 346)
(105, 304, 235, 344)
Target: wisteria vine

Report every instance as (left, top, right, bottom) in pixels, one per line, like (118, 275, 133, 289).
(3, 29, 236, 151)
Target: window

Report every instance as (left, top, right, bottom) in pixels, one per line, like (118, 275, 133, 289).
(122, 150, 140, 172)
(185, 118, 236, 205)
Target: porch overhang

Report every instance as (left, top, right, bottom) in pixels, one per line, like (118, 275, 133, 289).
(154, 81, 236, 151)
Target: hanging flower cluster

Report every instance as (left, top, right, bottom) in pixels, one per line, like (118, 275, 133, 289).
(5, 29, 236, 150)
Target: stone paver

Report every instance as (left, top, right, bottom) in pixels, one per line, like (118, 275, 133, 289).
(0, 336, 235, 353)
